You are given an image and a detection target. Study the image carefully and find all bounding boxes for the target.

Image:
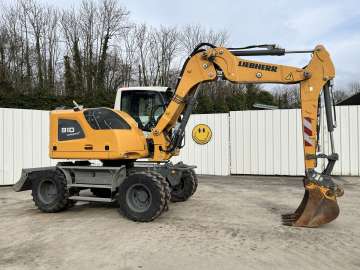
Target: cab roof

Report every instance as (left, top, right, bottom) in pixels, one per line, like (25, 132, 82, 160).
(117, 86, 170, 92)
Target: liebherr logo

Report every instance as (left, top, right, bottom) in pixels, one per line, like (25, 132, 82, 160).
(239, 61, 278, 72)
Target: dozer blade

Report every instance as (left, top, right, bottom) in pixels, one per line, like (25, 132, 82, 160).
(282, 183, 341, 227)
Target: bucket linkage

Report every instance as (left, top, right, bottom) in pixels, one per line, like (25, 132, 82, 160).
(282, 169, 343, 227)
(282, 81, 344, 227)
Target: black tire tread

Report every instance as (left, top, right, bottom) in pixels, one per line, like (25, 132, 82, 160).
(119, 171, 169, 222)
(31, 169, 72, 213)
(190, 169, 198, 195)
(170, 169, 197, 202)
(148, 171, 171, 212)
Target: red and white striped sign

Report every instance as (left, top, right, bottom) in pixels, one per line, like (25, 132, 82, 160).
(303, 117, 313, 146)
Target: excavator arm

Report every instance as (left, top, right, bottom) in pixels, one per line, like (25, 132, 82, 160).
(150, 43, 343, 227)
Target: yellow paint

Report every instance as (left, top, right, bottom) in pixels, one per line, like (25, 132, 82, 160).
(192, 124, 212, 145)
(305, 182, 337, 201)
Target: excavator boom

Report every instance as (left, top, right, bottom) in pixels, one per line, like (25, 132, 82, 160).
(150, 43, 343, 227)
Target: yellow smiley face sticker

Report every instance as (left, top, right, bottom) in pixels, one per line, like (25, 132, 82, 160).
(192, 124, 212, 145)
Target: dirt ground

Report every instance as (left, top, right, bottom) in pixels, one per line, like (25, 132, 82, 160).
(0, 175, 359, 270)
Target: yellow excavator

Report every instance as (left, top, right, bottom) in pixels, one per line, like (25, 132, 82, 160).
(14, 43, 343, 227)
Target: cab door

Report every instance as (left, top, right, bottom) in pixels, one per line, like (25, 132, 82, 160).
(120, 90, 168, 131)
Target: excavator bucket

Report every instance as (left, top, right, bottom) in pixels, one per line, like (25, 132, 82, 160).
(282, 182, 342, 227)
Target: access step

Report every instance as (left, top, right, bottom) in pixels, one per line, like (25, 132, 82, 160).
(68, 184, 112, 189)
(69, 196, 115, 203)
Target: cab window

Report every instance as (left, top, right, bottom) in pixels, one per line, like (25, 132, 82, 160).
(84, 108, 130, 130)
(121, 90, 166, 130)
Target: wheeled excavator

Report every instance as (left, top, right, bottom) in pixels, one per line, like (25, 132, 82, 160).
(14, 43, 343, 227)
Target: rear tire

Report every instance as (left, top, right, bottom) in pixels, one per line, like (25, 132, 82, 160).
(31, 170, 72, 213)
(118, 172, 169, 222)
(189, 169, 198, 195)
(170, 169, 197, 202)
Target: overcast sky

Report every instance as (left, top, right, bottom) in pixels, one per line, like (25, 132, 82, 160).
(20, 0, 360, 89)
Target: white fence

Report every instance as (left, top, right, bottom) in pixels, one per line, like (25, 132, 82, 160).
(229, 109, 304, 176)
(175, 106, 360, 176)
(0, 108, 54, 185)
(172, 113, 230, 176)
(1, 106, 360, 185)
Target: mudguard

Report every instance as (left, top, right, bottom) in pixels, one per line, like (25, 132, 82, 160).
(132, 161, 196, 187)
(13, 167, 56, 192)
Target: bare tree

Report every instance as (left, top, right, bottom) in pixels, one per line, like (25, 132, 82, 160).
(152, 26, 178, 86)
(27, 0, 46, 91)
(179, 24, 228, 55)
(1, 0, 295, 114)
(0, 25, 8, 84)
(134, 24, 152, 86)
(349, 81, 360, 94)
(332, 88, 349, 103)
(61, 0, 130, 95)
(18, 0, 32, 91)
(79, 0, 97, 94)
(272, 86, 300, 109)
(61, 8, 83, 95)
(0, 1, 231, 99)
(117, 26, 138, 87)
(96, 0, 129, 92)
(61, 8, 80, 49)
(133, 25, 179, 87)
(44, 7, 60, 93)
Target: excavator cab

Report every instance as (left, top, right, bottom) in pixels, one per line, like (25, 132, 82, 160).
(115, 87, 173, 132)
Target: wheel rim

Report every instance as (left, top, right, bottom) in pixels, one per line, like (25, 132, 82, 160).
(38, 180, 58, 204)
(126, 184, 152, 213)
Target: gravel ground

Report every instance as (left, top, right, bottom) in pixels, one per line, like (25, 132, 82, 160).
(0, 175, 359, 270)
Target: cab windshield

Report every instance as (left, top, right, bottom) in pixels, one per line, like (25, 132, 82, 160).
(121, 90, 172, 130)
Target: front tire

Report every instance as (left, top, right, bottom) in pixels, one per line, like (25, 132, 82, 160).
(31, 170, 72, 213)
(118, 172, 169, 222)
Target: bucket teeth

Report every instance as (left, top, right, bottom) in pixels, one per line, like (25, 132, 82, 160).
(282, 220, 295, 226)
(281, 213, 299, 219)
(336, 185, 344, 197)
(281, 213, 300, 225)
(281, 215, 299, 222)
